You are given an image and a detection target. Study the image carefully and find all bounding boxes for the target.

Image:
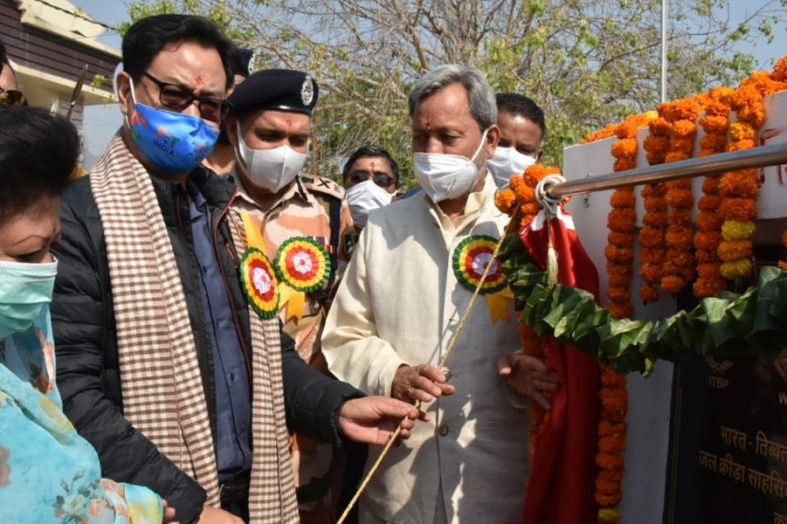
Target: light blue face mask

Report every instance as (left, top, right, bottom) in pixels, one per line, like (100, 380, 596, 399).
(125, 78, 219, 174)
(0, 259, 58, 339)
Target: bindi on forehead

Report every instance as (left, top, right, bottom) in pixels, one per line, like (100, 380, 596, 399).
(369, 160, 377, 170)
(194, 74, 204, 86)
(286, 118, 293, 127)
(426, 117, 433, 130)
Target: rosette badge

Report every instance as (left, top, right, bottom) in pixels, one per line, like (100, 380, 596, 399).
(452, 235, 507, 293)
(240, 248, 280, 319)
(274, 236, 331, 293)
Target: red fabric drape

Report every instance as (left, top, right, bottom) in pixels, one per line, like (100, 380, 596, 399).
(519, 209, 601, 524)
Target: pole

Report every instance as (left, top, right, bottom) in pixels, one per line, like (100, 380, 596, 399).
(661, 0, 668, 103)
(545, 142, 787, 198)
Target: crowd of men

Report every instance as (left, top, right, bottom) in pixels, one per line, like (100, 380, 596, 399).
(1, 13, 554, 524)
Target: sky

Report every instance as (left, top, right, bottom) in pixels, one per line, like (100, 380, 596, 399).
(69, 0, 787, 167)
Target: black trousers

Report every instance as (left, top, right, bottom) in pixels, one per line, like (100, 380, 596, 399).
(220, 471, 250, 522)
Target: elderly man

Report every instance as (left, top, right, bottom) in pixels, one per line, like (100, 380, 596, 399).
(224, 68, 356, 522)
(51, 15, 420, 524)
(322, 65, 558, 523)
(486, 92, 546, 186)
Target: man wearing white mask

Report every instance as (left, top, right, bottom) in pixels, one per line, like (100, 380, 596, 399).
(225, 68, 356, 523)
(343, 145, 399, 228)
(323, 65, 558, 523)
(486, 92, 546, 186)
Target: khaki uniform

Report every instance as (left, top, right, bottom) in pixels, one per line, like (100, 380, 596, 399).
(232, 169, 353, 521)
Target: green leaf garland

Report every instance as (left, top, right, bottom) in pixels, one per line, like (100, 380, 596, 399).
(499, 232, 787, 376)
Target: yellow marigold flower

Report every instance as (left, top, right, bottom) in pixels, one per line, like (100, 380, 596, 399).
(720, 259, 753, 279)
(721, 220, 756, 240)
(729, 121, 757, 142)
(598, 508, 621, 524)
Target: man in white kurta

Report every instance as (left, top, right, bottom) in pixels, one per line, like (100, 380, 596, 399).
(323, 65, 550, 524)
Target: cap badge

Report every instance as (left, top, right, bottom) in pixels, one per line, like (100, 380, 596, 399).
(301, 76, 314, 106)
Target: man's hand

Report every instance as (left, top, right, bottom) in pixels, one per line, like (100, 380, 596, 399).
(391, 364, 455, 403)
(339, 396, 426, 445)
(162, 499, 178, 523)
(197, 506, 245, 524)
(498, 354, 560, 410)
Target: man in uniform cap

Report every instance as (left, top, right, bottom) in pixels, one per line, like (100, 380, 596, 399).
(226, 68, 355, 523)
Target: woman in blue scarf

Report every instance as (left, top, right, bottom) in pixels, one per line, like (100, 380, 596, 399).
(0, 105, 166, 523)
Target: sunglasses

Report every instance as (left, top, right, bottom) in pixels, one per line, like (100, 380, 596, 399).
(143, 71, 228, 122)
(348, 170, 396, 188)
(0, 88, 27, 107)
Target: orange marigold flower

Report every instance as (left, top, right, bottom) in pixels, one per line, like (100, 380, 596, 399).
(521, 203, 542, 218)
(693, 231, 723, 251)
(695, 212, 723, 231)
(720, 199, 758, 221)
(611, 138, 639, 159)
(719, 172, 759, 199)
(718, 239, 753, 262)
(672, 120, 698, 138)
(737, 106, 766, 128)
(615, 120, 639, 139)
(523, 164, 547, 186)
(606, 287, 631, 304)
(699, 116, 729, 135)
(641, 183, 666, 198)
(601, 367, 627, 386)
(606, 262, 633, 278)
(725, 139, 756, 152)
(607, 302, 633, 320)
(596, 451, 625, 470)
(696, 262, 722, 279)
(639, 264, 663, 283)
(665, 228, 694, 250)
(639, 227, 665, 248)
(646, 151, 667, 165)
(607, 209, 637, 232)
(668, 209, 693, 225)
(596, 477, 623, 496)
(672, 137, 696, 155)
(773, 56, 787, 81)
(597, 468, 625, 483)
(698, 195, 722, 212)
(665, 151, 690, 163)
(610, 189, 636, 208)
(665, 189, 694, 208)
(661, 275, 686, 294)
(639, 284, 660, 303)
(642, 136, 669, 157)
(701, 177, 720, 195)
(693, 278, 725, 299)
(644, 197, 668, 213)
(598, 419, 628, 437)
(649, 117, 673, 136)
(642, 212, 668, 227)
(608, 231, 635, 245)
(613, 158, 637, 172)
(664, 250, 694, 270)
(604, 245, 634, 264)
(495, 189, 517, 214)
(608, 274, 632, 288)
(695, 249, 717, 263)
(699, 133, 728, 153)
(640, 249, 667, 264)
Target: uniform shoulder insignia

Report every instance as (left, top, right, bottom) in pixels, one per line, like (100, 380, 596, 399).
(303, 175, 345, 200)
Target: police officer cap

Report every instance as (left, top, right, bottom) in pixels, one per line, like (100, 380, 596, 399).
(228, 69, 319, 116)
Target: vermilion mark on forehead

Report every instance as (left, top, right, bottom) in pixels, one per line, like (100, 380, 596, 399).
(286, 118, 293, 127)
(195, 75, 204, 86)
(426, 117, 433, 130)
(369, 160, 377, 170)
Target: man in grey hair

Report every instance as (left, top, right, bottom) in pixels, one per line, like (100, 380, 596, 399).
(322, 64, 559, 523)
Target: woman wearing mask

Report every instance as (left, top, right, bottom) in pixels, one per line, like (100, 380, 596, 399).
(0, 105, 167, 523)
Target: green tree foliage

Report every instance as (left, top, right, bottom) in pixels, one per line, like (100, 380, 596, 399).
(124, 0, 787, 187)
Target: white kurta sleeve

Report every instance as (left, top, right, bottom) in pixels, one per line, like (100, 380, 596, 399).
(322, 225, 406, 396)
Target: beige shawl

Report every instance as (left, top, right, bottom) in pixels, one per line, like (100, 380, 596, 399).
(90, 134, 298, 523)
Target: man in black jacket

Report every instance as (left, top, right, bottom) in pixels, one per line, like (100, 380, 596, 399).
(51, 15, 420, 524)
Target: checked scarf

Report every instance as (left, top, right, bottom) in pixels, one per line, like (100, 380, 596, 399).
(90, 134, 298, 523)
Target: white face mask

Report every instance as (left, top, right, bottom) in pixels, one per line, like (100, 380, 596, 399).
(345, 179, 395, 227)
(234, 122, 307, 193)
(412, 129, 489, 202)
(486, 146, 538, 187)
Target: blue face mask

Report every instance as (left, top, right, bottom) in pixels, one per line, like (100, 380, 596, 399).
(0, 259, 58, 339)
(125, 78, 220, 174)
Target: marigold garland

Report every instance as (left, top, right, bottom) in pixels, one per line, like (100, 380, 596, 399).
(659, 97, 703, 294)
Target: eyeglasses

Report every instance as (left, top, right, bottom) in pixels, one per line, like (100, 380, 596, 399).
(0, 87, 27, 106)
(348, 170, 396, 188)
(143, 71, 228, 122)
